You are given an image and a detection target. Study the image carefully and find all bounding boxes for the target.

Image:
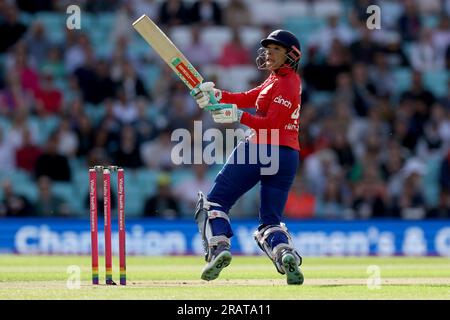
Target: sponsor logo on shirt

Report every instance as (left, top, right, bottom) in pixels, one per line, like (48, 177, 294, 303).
(274, 95, 292, 108)
(284, 123, 299, 131)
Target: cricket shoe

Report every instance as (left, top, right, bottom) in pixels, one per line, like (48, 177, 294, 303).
(280, 250, 304, 285)
(201, 242, 232, 281)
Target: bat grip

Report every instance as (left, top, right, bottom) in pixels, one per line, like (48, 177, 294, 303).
(205, 103, 234, 111)
(208, 91, 219, 105)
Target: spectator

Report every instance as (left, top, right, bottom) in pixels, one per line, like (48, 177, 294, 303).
(333, 73, 355, 105)
(410, 29, 445, 72)
(63, 75, 82, 105)
(140, 128, 176, 171)
(428, 190, 450, 218)
(349, 26, 380, 65)
(73, 47, 98, 104)
(110, 2, 135, 44)
(415, 116, 445, 161)
(112, 87, 139, 124)
(0, 5, 28, 53)
(304, 149, 341, 196)
(370, 51, 396, 97)
(174, 164, 213, 214)
(351, 161, 388, 219)
(303, 42, 351, 92)
(400, 71, 436, 111)
(446, 44, 450, 69)
(351, 63, 377, 117)
(181, 25, 216, 66)
(74, 113, 94, 157)
(392, 109, 419, 151)
(431, 103, 450, 145)
(24, 21, 51, 64)
(367, 105, 391, 143)
(315, 174, 349, 219)
(439, 149, 450, 193)
(349, 0, 372, 23)
(398, 0, 422, 42)
(0, 178, 34, 217)
(217, 28, 251, 67)
(440, 81, 450, 110)
(34, 176, 71, 216)
(15, 128, 42, 173)
(109, 36, 132, 78)
(133, 97, 158, 143)
(34, 133, 71, 182)
(0, 128, 15, 173)
(284, 176, 316, 219)
(116, 61, 150, 101)
(97, 98, 122, 140)
(297, 104, 318, 160)
(6, 108, 39, 149)
(381, 140, 407, 198)
(432, 15, 450, 64)
(223, 0, 250, 28)
(158, 0, 189, 26)
(132, 0, 158, 21)
(89, 59, 117, 105)
(87, 147, 110, 169)
(0, 72, 29, 118)
(34, 71, 63, 116)
(166, 93, 197, 129)
(415, 0, 441, 14)
(330, 131, 355, 176)
(41, 47, 66, 80)
(143, 173, 180, 218)
(9, 43, 40, 96)
(390, 160, 427, 219)
(55, 117, 79, 158)
(322, 40, 352, 91)
(380, 34, 410, 67)
(189, 0, 223, 26)
(310, 15, 356, 57)
(113, 125, 142, 169)
(65, 32, 91, 74)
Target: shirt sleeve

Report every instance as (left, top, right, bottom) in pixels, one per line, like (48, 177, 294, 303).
(220, 84, 263, 109)
(240, 80, 297, 130)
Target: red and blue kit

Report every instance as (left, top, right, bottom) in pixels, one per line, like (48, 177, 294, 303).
(207, 67, 302, 239)
(221, 66, 301, 151)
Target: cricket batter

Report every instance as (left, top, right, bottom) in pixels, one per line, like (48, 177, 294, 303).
(191, 30, 303, 285)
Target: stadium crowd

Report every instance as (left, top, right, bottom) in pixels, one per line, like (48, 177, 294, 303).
(0, 0, 449, 220)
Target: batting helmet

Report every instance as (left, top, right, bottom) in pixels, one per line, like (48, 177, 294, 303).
(260, 30, 302, 70)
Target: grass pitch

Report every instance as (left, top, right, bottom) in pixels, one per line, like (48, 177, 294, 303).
(0, 255, 449, 300)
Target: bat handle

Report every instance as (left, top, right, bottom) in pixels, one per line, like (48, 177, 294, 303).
(208, 91, 219, 105)
(190, 85, 219, 104)
(205, 103, 234, 111)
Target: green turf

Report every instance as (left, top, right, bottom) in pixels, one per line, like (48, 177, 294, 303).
(0, 255, 449, 299)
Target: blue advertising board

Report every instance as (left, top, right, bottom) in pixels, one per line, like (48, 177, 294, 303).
(0, 218, 449, 256)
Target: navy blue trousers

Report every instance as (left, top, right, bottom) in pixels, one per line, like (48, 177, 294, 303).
(207, 140, 299, 249)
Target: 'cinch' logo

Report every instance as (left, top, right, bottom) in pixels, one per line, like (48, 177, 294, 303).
(274, 95, 292, 108)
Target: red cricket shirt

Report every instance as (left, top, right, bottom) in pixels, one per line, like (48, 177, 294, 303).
(221, 67, 301, 151)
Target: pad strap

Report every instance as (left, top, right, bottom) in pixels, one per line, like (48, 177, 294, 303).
(253, 223, 301, 274)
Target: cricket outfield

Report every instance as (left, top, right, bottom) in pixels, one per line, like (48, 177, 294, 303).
(0, 256, 449, 300)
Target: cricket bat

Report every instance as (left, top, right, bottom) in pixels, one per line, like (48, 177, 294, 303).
(132, 15, 206, 91)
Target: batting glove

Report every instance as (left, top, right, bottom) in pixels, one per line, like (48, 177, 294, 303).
(190, 82, 222, 109)
(210, 104, 243, 123)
